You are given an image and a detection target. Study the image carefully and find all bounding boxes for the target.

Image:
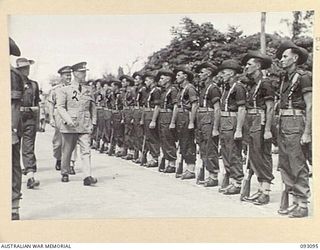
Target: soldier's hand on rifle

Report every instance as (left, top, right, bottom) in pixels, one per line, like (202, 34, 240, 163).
(301, 132, 311, 145)
(188, 122, 194, 130)
(234, 130, 242, 140)
(130, 119, 134, 124)
(264, 130, 272, 141)
(121, 119, 124, 124)
(212, 129, 219, 137)
(149, 121, 156, 129)
(139, 120, 144, 126)
(169, 123, 176, 129)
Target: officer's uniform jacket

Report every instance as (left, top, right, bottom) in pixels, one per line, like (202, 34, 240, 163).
(56, 80, 97, 133)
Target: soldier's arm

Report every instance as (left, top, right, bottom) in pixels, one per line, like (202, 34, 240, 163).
(170, 105, 178, 128)
(189, 102, 198, 129)
(235, 84, 247, 138)
(56, 88, 74, 126)
(263, 81, 275, 140)
(188, 86, 198, 129)
(210, 86, 221, 136)
(302, 92, 312, 143)
(150, 88, 161, 128)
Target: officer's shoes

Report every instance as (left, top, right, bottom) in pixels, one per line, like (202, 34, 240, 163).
(223, 184, 241, 195)
(253, 193, 270, 205)
(181, 171, 196, 180)
(175, 173, 182, 178)
(203, 178, 218, 187)
(69, 166, 76, 175)
(115, 151, 123, 157)
(12, 212, 20, 220)
(55, 160, 61, 171)
(132, 158, 141, 164)
(83, 176, 98, 186)
(27, 177, 40, 189)
(289, 206, 308, 218)
(61, 174, 69, 183)
(164, 166, 176, 173)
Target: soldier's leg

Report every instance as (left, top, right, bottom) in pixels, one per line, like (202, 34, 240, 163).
(12, 142, 22, 219)
(61, 133, 77, 178)
(22, 123, 37, 173)
(77, 133, 93, 179)
(206, 135, 220, 184)
(159, 114, 177, 171)
(219, 129, 232, 190)
(52, 127, 62, 161)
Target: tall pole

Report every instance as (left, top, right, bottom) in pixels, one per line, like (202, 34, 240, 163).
(261, 12, 266, 54)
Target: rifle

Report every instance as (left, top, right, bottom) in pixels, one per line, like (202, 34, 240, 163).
(240, 145, 254, 201)
(196, 162, 205, 185)
(107, 127, 114, 156)
(140, 134, 147, 166)
(175, 144, 183, 178)
(158, 156, 166, 172)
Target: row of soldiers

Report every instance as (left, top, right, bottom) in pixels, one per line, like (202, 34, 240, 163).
(89, 40, 312, 218)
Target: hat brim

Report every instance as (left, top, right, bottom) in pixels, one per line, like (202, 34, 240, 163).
(155, 71, 174, 82)
(195, 63, 218, 74)
(16, 60, 35, 68)
(218, 65, 242, 74)
(276, 43, 309, 65)
(241, 54, 272, 70)
(173, 68, 194, 82)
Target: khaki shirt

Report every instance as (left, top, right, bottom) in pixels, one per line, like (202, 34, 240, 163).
(56, 80, 97, 133)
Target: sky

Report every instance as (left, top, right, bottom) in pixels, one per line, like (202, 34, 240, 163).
(8, 12, 297, 92)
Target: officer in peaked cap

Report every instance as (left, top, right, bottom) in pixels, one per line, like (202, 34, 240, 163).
(241, 50, 275, 205)
(276, 40, 311, 218)
(48, 65, 77, 174)
(195, 61, 221, 187)
(56, 61, 97, 186)
(10, 37, 23, 220)
(16, 57, 41, 189)
(218, 59, 246, 195)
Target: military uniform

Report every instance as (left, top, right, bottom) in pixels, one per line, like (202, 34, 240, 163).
(278, 70, 311, 203)
(56, 62, 97, 185)
(144, 85, 161, 166)
(220, 77, 246, 191)
(158, 83, 179, 172)
(111, 87, 125, 156)
(196, 78, 221, 185)
(11, 65, 24, 219)
(122, 86, 136, 159)
(132, 84, 148, 162)
(176, 81, 198, 173)
(20, 76, 40, 174)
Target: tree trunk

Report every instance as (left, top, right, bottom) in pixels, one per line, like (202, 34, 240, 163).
(260, 12, 266, 54)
